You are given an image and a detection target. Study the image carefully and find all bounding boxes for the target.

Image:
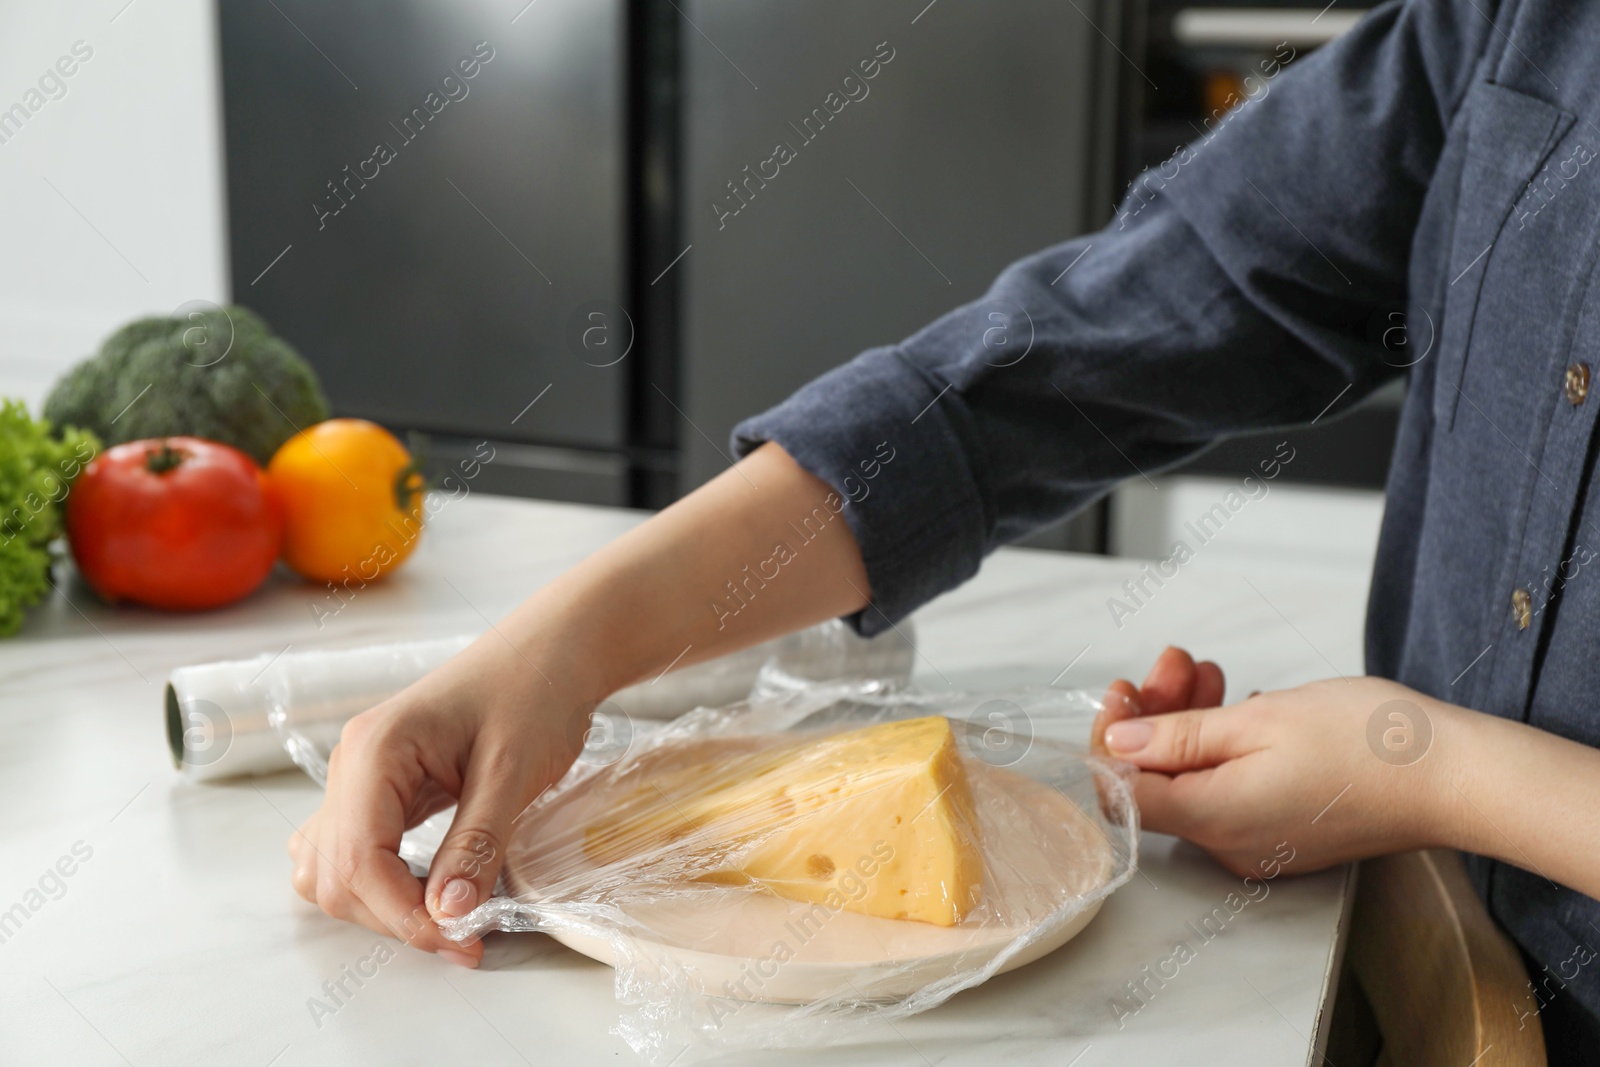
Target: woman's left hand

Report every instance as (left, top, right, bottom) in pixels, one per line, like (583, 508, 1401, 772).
(1090, 647, 1453, 877)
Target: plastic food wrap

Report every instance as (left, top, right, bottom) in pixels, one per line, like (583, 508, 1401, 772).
(414, 679, 1139, 1063)
(166, 636, 472, 780)
(166, 620, 913, 780)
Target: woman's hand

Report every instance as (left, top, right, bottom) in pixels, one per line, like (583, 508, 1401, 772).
(282, 443, 873, 965)
(287, 639, 590, 968)
(1091, 647, 1456, 877)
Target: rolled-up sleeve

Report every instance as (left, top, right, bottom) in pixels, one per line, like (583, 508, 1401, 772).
(732, 0, 1493, 635)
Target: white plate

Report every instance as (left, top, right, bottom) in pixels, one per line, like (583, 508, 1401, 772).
(504, 759, 1120, 1004)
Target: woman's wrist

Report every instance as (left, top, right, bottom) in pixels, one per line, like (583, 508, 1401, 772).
(440, 593, 612, 732)
(1401, 696, 1480, 854)
(503, 573, 647, 708)
(1411, 698, 1555, 864)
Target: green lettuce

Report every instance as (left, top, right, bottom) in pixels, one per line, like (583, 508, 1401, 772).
(0, 400, 99, 636)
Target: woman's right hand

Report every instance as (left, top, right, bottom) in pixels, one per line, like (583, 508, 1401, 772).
(286, 638, 590, 967)
(280, 443, 875, 967)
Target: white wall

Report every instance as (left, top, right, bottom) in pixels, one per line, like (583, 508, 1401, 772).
(0, 0, 228, 412)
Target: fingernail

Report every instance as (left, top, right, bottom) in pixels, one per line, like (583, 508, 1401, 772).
(439, 877, 477, 918)
(1105, 719, 1153, 753)
(438, 949, 479, 969)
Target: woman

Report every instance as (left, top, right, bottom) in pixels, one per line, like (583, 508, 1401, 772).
(289, 0, 1600, 1055)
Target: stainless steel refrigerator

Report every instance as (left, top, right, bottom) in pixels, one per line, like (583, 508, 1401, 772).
(218, 0, 1131, 518)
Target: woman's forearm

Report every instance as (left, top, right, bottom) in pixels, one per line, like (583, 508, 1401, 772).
(489, 442, 871, 707)
(1429, 702, 1600, 901)
(288, 444, 873, 959)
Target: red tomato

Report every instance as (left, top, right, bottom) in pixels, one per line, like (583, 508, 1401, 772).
(66, 437, 282, 610)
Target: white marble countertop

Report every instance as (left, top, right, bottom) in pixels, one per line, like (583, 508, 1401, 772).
(0, 493, 1368, 1066)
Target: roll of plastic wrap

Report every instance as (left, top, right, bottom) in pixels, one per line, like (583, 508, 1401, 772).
(165, 621, 914, 782)
(165, 636, 472, 782)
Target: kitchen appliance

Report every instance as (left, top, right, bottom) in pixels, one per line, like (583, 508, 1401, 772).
(218, 0, 632, 503)
(216, 0, 1132, 534)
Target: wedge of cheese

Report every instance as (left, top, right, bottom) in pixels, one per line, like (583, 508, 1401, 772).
(583, 716, 983, 926)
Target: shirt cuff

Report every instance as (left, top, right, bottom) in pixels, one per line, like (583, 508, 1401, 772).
(730, 345, 990, 637)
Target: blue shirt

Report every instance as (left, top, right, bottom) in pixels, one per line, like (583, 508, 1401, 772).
(733, 0, 1600, 1053)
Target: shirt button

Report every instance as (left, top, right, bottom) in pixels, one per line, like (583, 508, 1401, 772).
(1512, 588, 1533, 630)
(1565, 362, 1590, 405)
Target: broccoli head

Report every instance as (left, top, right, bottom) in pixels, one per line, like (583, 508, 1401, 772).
(43, 305, 329, 467)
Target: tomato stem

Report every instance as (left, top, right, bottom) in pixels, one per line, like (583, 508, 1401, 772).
(145, 440, 187, 475)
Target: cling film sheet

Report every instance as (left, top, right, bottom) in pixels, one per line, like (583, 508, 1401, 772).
(239, 619, 913, 785)
(415, 678, 1138, 1063)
